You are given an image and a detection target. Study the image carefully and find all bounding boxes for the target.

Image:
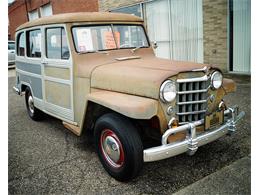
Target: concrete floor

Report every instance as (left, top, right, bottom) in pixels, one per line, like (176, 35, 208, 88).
(8, 71, 251, 194)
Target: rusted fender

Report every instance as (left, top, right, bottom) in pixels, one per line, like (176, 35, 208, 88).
(87, 90, 158, 119)
(223, 78, 236, 93)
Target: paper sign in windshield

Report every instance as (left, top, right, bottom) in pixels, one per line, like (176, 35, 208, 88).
(76, 29, 94, 52)
(104, 31, 120, 49)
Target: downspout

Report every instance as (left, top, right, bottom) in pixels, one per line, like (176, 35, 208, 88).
(24, 0, 29, 21)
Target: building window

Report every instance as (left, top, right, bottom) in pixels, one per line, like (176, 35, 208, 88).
(111, 4, 143, 18)
(40, 3, 53, 17)
(46, 28, 70, 60)
(28, 9, 39, 21)
(17, 32, 25, 56)
(27, 29, 41, 58)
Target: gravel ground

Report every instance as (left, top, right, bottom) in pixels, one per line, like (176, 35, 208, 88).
(8, 74, 251, 195)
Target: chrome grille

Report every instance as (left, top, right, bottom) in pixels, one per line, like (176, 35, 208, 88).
(176, 75, 210, 124)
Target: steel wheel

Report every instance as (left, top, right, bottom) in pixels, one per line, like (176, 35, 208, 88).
(28, 95, 35, 114)
(25, 87, 44, 121)
(100, 129, 125, 168)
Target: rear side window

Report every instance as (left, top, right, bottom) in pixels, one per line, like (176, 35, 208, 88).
(46, 28, 70, 60)
(27, 29, 42, 58)
(17, 32, 25, 56)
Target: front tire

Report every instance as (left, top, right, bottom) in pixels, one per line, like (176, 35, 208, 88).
(94, 113, 143, 181)
(25, 87, 44, 121)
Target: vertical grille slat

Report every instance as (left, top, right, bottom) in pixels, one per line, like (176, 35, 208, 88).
(176, 75, 209, 125)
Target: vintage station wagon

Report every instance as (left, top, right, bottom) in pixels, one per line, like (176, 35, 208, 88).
(13, 12, 245, 181)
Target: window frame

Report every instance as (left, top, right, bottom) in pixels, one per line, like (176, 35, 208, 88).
(16, 32, 25, 57)
(28, 9, 39, 21)
(71, 24, 117, 53)
(110, 3, 144, 19)
(26, 28, 42, 58)
(45, 27, 70, 60)
(40, 3, 53, 17)
(71, 23, 150, 54)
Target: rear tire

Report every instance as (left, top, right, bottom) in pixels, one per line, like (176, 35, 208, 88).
(94, 113, 143, 181)
(25, 87, 44, 121)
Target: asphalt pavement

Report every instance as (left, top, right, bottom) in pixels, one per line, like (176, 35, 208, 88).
(174, 156, 250, 195)
(8, 70, 251, 194)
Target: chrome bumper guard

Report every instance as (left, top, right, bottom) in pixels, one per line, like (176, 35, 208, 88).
(143, 106, 245, 162)
(13, 86, 20, 95)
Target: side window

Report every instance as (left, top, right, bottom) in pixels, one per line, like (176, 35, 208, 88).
(27, 29, 42, 58)
(17, 32, 25, 56)
(46, 27, 70, 60)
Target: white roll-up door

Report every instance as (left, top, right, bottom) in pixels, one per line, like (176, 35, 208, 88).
(145, 0, 171, 59)
(170, 0, 203, 63)
(145, 0, 203, 63)
(232, 0, 251, 73)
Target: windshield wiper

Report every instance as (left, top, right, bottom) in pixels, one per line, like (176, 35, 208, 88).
(79, 50, 109, 55)
(131, 46, 145, 53)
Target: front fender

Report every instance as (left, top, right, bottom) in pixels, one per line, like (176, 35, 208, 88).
(87, 90, 158, 119)
(223, 78, 236, 93)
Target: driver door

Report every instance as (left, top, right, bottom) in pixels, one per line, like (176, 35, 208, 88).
(42, 25, 74, 122)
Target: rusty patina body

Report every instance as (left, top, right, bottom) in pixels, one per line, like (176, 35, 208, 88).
(15, 12, 236, 138)
(14, 12, 244, 181)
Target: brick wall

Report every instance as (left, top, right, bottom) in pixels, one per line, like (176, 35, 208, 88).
(25, 0, 50, 11)
(8, 0, 98, 40)
(52, 0, 98, 14)
(8, 0, 28, 40)
(203, 0, 228, 72)
(99, 0, 143, 11)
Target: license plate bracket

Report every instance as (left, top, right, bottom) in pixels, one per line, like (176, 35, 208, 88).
(205, 110, 224, 130)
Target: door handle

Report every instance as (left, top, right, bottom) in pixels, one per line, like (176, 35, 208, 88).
(41, 62, 48, 65)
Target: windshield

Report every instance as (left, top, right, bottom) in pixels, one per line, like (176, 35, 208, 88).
(8, 42, 15, 50)
(72, 24, 149, 53)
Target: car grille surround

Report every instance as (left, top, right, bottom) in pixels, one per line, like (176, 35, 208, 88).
(176, 75, 210, 125)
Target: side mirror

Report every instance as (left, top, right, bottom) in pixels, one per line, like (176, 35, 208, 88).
(152, 41, 158, 49)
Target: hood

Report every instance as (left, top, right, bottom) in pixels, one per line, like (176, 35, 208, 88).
(90, 56, 213, 99)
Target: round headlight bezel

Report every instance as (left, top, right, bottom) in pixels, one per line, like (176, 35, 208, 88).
(160, 80, 176, 103)
(211, 71, 223, 89)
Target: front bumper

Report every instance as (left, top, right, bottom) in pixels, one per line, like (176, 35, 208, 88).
(143, 106, 245, 162)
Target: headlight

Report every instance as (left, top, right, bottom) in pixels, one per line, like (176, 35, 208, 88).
(211, 71, 223, 89)
(160, 80, 176, 103)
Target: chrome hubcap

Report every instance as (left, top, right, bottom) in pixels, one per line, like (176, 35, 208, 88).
(103, 136, 120, 163)
(100, 129, 124, 168)
(28, 95, 34, 114)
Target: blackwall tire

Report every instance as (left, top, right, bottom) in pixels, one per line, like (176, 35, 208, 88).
(94, 113, 143, 181)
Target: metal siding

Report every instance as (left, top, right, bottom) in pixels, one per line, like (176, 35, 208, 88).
(19, 74, 43, 99)
(16, 61, 42, 75)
